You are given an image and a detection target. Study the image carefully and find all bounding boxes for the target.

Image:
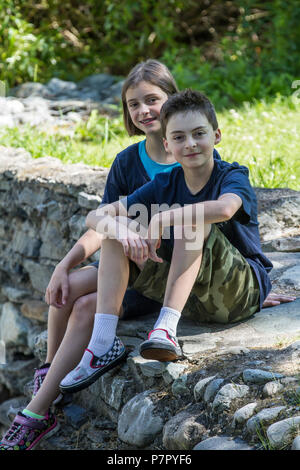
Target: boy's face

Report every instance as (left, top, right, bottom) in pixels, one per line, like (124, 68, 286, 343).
(163, 111, 221, 169)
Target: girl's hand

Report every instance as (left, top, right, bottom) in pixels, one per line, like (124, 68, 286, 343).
(45, 264, 70, 308)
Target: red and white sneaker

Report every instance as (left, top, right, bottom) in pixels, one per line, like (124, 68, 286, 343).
(139, 328, 182, 362)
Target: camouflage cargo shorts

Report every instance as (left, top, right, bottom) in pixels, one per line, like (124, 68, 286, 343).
(128, 223, 260, 324)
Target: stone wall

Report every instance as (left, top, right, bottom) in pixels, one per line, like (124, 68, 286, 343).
(0, 146, 299, 450)
(0, 146, 109, 363)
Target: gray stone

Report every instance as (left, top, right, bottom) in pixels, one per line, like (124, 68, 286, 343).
(1, 286, 31, 303)
(212, 383, 250, 413)
(193, 436, 253, 450)
(193, 376, 216, 402)
(242, 368, 284, 384)
(0, 302, 30, 348)
(262, 381, 285, 397)
(215, 346, 250, 356)
(138, 359, 166, 378)
(171, 374, 190, 396)
(278, 265, 300, 289)
(63, 404, 88, 429)
(232, 402, 258, 427)
(266, 416, 300, 449)
(32, 330, 48, 362)
(23, 260, 54, 294)
(162, 405, 206, 450)
(78, 191, 101, 210)
(12, 231, 41, 258)
(117, 391, 164, 447)
(291, 435, 300, 450)
(0, 358, 39, 395)
(68, 214, 87, 240)
(46, 78, 77, 96)
(20, 300, 48, 324)
(203, 378, 224, 403)
(162, 363, 188, 385)
(261, 236, 300, 252)
(0, 396, 28, 426)
(246, 406, 287, 434)
(77, 74, 116, 91)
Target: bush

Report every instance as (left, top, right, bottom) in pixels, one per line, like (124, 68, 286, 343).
(0, 1, 299, 107)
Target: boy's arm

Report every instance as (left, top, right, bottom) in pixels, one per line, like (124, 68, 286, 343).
(149, 193, 242, 235)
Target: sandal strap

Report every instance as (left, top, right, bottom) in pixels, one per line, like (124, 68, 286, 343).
(14, 413, 46, 430)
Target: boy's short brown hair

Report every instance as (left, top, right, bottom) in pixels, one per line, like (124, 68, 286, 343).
(160, 89, 219, 137)
(121, 59, 179, 136)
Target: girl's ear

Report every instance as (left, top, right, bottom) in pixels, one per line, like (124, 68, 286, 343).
(214, 128, 222, 145)
(163, 137, 169, 152)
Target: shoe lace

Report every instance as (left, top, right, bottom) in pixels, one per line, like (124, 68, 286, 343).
(5, 422, 23, 441)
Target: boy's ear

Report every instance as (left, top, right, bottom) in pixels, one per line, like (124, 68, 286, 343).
(214, 128, 222, 145)
(163, 137, 169, 152)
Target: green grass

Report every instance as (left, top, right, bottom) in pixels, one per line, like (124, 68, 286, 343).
(1, 95, 299, 190)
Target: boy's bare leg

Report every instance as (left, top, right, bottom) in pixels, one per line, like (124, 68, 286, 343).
(26, 291, 97, 416)
(140, 224, 211, 361)
(46, 265, 98, 363)
(96, 238, 130, 315)
(163, 224, 211, 311)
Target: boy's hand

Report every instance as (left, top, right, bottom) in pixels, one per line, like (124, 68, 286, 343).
(45, 264, 70, 308)
(146, 237, 163, 263)
(146, 215, 163, 263)
(115, 223, 149, 265)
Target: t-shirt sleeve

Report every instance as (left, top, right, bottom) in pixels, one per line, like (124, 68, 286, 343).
(219, 165, 254, 224)
(123, 180, 157, 225)
(101, 155, 127, 205)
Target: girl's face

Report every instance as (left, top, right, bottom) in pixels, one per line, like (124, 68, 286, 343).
(126, 81, 169, 135)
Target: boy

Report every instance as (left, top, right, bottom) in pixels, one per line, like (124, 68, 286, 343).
(60, 90, 273, 392)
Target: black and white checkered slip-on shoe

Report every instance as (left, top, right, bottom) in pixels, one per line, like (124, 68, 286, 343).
(139, 328, 182, 362)
(59, 336, 128, 394)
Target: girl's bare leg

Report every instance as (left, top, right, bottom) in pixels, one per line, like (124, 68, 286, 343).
(26, 291, 97, 416)
(46, 266, 98, 363)
(27, 240, 130, 415)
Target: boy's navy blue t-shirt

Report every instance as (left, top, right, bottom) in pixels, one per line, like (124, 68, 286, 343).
(101, 142, 221, 203)
(125, 159, 273, 311)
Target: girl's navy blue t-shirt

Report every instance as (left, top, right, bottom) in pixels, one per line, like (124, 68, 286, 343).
(124, 159, 273, 310)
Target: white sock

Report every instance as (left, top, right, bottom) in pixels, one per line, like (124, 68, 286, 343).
(151, 306, 181, 339)
(86, 313, 119, 357)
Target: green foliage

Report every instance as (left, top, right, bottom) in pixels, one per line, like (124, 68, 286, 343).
(0, 1, 299, 107)
(0, 95, 299, 190)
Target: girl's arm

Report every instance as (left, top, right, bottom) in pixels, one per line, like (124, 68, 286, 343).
(86, 200, 149, 263)
(45, 228, 104, 308)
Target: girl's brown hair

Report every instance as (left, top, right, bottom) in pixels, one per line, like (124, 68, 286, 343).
(122, 59, 179, 136)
